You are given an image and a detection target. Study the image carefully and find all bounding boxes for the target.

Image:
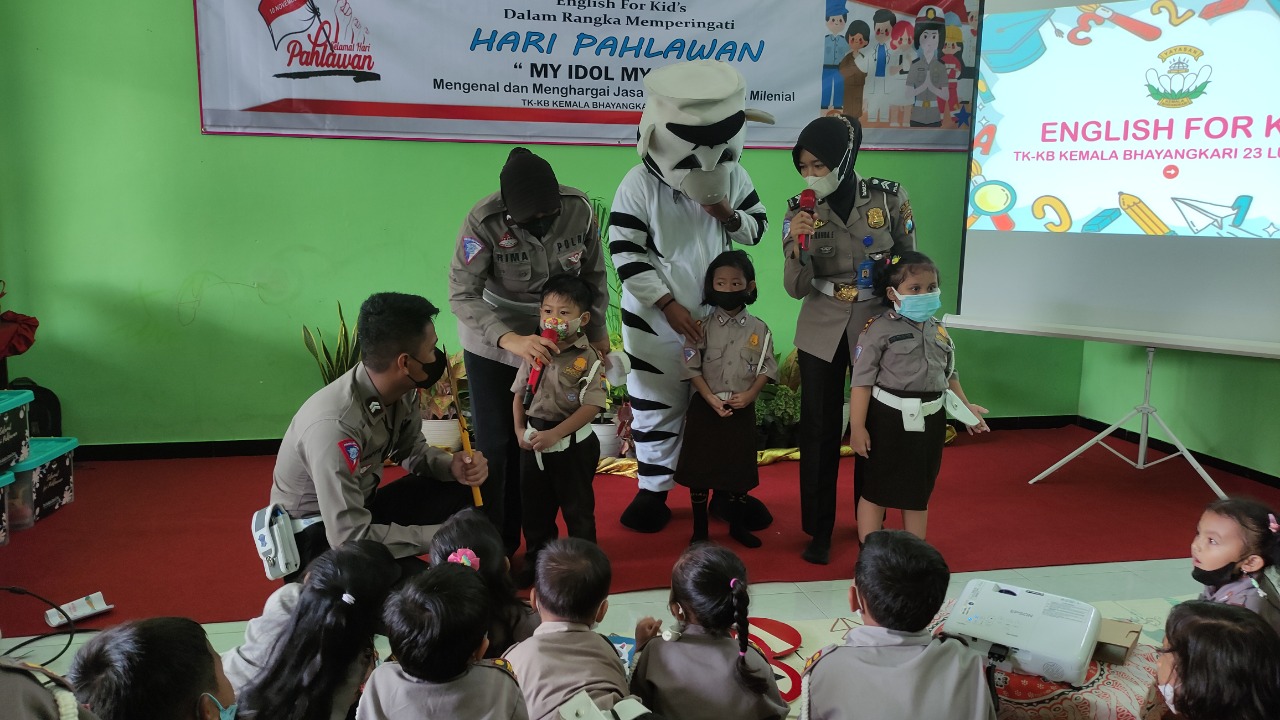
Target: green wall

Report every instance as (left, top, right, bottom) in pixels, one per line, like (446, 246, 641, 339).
(17, 3, 1272, 478)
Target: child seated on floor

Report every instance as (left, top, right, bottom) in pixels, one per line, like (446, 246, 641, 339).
(799, 530, 997, 720)
(357, 562, 529, 720)
(1151, 600, 1280, 720)
(1188, 496, 1280, 635)
(429, 507, 540, 657)
(502, 538, 630, 720)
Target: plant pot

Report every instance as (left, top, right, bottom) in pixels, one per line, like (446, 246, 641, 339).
(420, 419, 462, 452)
(592, 423, 622, 459)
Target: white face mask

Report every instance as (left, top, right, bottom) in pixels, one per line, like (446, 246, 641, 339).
(1158, 682, 1178, 714)
(803, 143, 854, 199)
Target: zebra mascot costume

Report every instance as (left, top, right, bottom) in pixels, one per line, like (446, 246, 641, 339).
(610, 60, 775, 532)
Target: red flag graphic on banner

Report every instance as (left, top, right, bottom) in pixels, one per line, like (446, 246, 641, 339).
(259, 0, 319, 50)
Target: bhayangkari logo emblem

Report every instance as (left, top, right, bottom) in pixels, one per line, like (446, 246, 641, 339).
(1145, 45, 1211, 109)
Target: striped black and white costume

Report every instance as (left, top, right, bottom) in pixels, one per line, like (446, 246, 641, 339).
(610, 164, 768, 493)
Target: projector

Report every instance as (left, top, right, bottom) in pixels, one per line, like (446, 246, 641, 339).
(942, 579, 1101, 686)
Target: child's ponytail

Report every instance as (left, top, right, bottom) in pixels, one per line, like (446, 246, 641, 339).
(730, 577, 770, 696)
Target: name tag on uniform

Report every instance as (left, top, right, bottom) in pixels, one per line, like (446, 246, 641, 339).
(888, 333, 914, 344)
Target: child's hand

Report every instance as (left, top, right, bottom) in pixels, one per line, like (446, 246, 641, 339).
(703, 392, 733, 417)
(530, 429, 563, 452)
(635, 616, 663, 650)
(726, 390, 757, 409)
(965, 403, 990, 434)
(850, 426, 871, 458)
(516, 427, 533, 451)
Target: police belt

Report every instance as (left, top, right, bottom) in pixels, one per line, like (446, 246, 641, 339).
(872, 387, 943, 433)
(525, 420, 595, 471)
(483, 288, 540, 316)
(812, 278, 876, 303)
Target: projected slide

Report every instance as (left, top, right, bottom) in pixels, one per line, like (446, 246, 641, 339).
(970, 0, 1280, 239)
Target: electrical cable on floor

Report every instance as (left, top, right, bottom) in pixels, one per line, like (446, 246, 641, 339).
(1, 586, 90, 667)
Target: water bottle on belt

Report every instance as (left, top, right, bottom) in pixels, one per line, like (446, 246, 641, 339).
(857, 236, 876, 290)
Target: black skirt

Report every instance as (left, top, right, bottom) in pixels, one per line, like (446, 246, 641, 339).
(673, 394, 759, 493)
(860, 388, 946, 511)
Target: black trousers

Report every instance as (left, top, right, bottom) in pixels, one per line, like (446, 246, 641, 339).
(520, 417, 600, 562)
(798, 334, 866, 542)
(463, 351, 524, 555)
(286, 472, 474, 583)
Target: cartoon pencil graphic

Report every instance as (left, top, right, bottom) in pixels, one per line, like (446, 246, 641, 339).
(1119, 192, 1172, 235)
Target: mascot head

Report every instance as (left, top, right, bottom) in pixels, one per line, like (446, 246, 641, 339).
(637, 60, 775, 205)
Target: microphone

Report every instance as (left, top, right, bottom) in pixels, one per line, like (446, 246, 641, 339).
(522, 327, 561, 409)
(797, 189, 817, 251)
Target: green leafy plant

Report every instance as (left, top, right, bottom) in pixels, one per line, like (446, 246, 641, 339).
(302, 302, 360, 386)
(419, 349, 470, 420)
(590, 195, 623, 350)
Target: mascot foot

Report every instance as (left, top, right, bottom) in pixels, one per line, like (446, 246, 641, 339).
(621, 490, 671, 533)
(710, 492, 773, 531)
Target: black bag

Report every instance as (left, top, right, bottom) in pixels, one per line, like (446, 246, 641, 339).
(9, 377, 61, 437)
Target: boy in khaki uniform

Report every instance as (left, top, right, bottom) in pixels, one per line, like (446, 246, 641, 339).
(800, 531, 996, 720)
(511, 276, 607, 582)
(503, 539, 633, 720)
(361, 563, 529, 720)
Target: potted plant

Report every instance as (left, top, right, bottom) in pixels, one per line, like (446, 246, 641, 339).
(592, 381, 629, 459)
(302, 302, 360, 386)
(418, 348, 469, 451)
(755, 381, 802, 450)
(588, 195, 635, 460)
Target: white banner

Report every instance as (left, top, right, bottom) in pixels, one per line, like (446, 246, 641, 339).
(195, 0, 974, 149)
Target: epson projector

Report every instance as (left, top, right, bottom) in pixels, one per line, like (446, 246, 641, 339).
(942, 579, 1101, 686)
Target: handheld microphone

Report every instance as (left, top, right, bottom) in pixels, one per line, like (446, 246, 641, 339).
(522, 327, 561, 409)
(797, 189, 817, 251)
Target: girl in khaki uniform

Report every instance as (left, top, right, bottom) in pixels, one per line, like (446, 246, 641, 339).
(848, 251, 988, 542)
(675, 251, 777, 548)
(631, 544, 787, 720)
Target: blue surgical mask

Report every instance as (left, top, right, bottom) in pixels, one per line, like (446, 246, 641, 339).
(203, 693, 237, 720)
(893, 289, 942, 322)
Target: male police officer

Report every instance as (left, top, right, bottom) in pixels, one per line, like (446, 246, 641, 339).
(269, 292, 488, 579)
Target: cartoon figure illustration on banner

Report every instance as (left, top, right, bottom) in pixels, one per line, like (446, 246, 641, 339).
(940, 23, 964, 126)
(888, 20, 915, 128)
(908, 7, 947, 128)
(840, 19, 872, 122)
(864, 9, 897, 126)
(822, 1, 851, 114)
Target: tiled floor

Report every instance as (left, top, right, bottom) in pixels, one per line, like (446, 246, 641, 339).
(2, 558, 1198, 676)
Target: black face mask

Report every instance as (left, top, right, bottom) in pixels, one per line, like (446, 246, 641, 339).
(706, 289, 752, 311)
(518, 213, 559, 239)
(1191, 561, 1241, 587)
(410, 349, 447, 389)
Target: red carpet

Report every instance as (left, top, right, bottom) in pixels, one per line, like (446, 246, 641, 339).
(2, 426, 1278, 638)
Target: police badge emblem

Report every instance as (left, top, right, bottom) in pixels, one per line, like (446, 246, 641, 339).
(498, 234, 518, 249)
(866, 207, 886, 229)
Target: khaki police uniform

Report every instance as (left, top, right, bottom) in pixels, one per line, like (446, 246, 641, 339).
(511, 335, 607, 559)
(269, 364, 468, 576)
(357, 660, 529, 720)
(630, 624, 788, 720)
(782, 174, 915, 545)
(850, 312, 955, 511)
(503, 621, 630, 720)
(449, 185, 607, 553)
(0, 658, 99, 720)
(674, 308, 777, 493)
(800, 625, 997, 720)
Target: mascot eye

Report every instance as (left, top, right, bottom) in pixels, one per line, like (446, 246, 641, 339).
(674, 155, 701, 170)
(719, 149, 735, 164)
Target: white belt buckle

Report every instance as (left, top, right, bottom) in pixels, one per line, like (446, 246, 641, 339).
(900, 397, 926, 432)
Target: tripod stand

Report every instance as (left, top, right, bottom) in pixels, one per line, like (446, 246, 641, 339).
(1029, 346, 1227, 498)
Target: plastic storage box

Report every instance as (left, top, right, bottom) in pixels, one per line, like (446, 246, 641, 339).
(0, 470, 13, 546)
(0, 389, 34, 471)
(8, 437, 78, 529)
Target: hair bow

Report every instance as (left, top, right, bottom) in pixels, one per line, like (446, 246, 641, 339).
(448, 547, 480, 570)
(1269, 513, 1278, 534)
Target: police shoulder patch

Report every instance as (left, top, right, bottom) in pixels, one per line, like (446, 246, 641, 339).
(462, 236, 484, 265)
(861, 316, 877, 332)
(868, 178, 901, 195)
(683, 346, 697, 363)
(484, 658, 519, 682)
(802, 648, 825, 674)
(337, 439, 360, 473)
